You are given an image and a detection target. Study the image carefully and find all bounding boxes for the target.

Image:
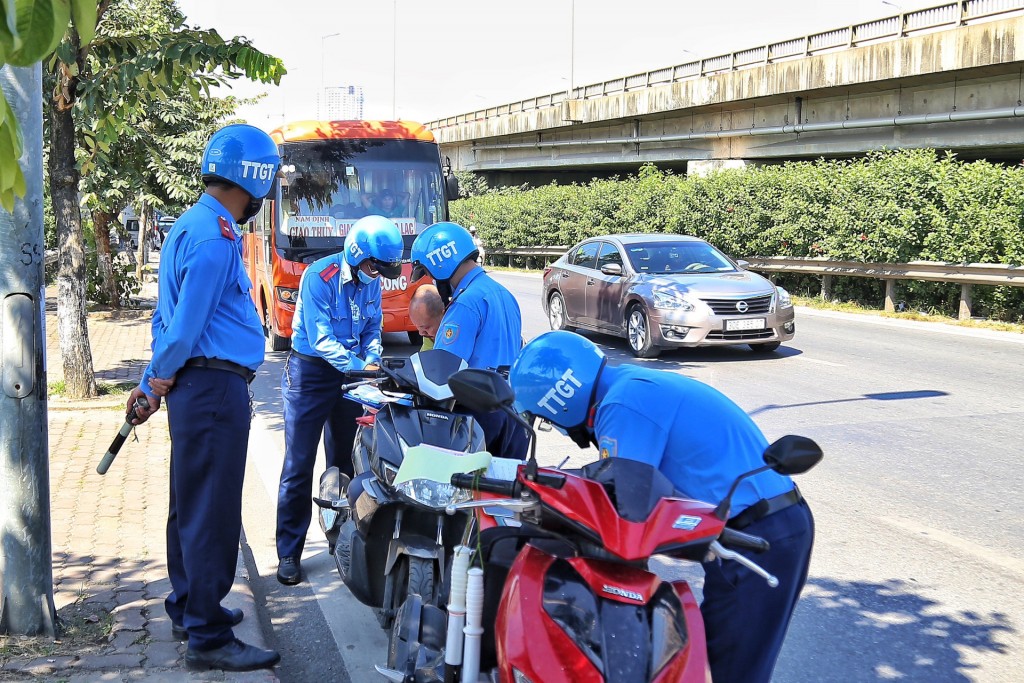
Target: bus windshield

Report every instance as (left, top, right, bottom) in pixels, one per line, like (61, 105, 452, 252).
(277, 138, 445, 254)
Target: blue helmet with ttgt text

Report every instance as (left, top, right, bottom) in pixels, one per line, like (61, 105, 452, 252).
(201, 124, 280, 200)
(510, 331, 607, 430)
(344, 215, 404, 279)
(409, 222, 478, 282)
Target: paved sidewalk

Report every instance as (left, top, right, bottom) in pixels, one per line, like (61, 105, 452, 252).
(1, 283, 277, 682)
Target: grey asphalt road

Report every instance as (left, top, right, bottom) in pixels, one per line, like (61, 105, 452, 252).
(242, 271, 1024, 682)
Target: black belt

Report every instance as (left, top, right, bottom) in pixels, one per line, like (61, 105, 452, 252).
(728, 487, 802, 530)
(290, 349, 334, 369)
(184, 357, 256, 384)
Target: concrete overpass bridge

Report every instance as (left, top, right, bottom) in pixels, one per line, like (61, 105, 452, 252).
(426, 0, 1024, 184)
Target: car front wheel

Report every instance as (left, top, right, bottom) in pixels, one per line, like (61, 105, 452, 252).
(626, 306, 660, 358)
(749, 341, 782, 353)
(548, 292, 575, 332)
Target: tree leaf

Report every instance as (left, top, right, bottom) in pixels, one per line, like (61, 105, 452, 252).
(69, 0, 96, 45)
(8, 0, 71, 66)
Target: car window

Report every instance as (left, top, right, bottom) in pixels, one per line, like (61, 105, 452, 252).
(570, 242, 600, 269)
(625, 241, 735, 274)
(596, 242, 623, 270)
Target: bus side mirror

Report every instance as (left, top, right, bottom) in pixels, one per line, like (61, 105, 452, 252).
(445, 174, 461, 201)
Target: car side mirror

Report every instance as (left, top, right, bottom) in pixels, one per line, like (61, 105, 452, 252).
(600, 263, 623, 276)
(762, 435, 823, 475)
(448, 368, 515, 412)
(735, 259, 750, 270)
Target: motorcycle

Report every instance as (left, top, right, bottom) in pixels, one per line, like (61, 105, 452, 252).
(377, 368, 823, 683)
(314, 349, 488, 631)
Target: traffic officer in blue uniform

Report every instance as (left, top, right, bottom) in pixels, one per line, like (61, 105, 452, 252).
(276, 215, 404, 585)
(126, 124, 281, 672)
(510, 331, 816, 683)
(409, 221, 528, 458)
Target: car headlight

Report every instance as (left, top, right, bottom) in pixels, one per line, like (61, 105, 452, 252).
(395, 478, 472, 510)
(652, 289, 695, 311)
(776, 286, 793, 309)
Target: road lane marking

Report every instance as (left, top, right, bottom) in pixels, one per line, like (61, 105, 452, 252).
(797, 357, 846, 367)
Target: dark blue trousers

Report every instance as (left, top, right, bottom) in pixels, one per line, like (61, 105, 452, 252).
(277, 354, 363, 559)
(164, 367, 251, 651)
(468, 408, 529, 460)
(701, 499, 815, 683)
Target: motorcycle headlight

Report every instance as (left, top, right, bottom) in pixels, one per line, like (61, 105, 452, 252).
(395, 478, 471, 510)
(776, 286, 793, 309)
(652, 289, 695, 311)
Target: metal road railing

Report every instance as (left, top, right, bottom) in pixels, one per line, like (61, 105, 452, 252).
(426, 0, 1024, 131)
(487, 248, 1024, 320)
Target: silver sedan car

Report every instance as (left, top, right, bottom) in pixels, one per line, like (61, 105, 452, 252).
(542, 234, 795, 358)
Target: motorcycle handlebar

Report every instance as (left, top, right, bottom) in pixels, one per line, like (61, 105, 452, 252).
(346, 369, 379, 379)
(450, 473, 517, 497)
(718, 527, 770, 554)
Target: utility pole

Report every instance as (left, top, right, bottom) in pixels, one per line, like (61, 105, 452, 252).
(0, 63, 57, 637)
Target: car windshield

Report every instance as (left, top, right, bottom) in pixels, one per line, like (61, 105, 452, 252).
(624, 241, 737, 274)
(277, 138, 445, 252)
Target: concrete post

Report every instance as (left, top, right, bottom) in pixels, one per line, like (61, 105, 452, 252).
(959, 284, 973, 320)
(820, 274, 833, 300)
(884, 279, 897, 313)
(0, 64, 57, 637)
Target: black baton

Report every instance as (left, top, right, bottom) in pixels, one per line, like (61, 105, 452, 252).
(97, 395, 150, 475)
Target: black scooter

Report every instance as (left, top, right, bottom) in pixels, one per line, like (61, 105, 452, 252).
(315, 349, 487, 630)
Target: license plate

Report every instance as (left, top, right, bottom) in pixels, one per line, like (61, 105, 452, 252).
(725, 318, 766, 331)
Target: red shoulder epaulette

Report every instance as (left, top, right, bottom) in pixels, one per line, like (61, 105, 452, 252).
(218, 216, 235, 241)
(320, 263, 341, 282)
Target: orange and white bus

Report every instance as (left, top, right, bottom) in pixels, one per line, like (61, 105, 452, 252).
(242, 120, 459, 350)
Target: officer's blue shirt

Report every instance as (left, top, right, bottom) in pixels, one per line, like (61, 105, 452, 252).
(141, 194, 264, 397)
(591, 365, 794, 516)
(291, 255, 382, 373)
(433, 266, 522, 369)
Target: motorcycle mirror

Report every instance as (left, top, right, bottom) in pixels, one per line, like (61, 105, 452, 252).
(762, 435, 823, 476)
(448, 368, 515, 412)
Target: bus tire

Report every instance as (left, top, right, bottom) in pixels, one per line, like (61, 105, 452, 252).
(407, 331, 422, 347)
(269, 329, 290, 352)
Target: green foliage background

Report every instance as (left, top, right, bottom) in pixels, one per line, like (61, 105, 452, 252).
(452, 150, 1024, 322)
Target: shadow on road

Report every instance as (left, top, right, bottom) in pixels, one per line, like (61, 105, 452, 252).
(747, 389, 950, 417)
(574, 331, 804, 372)
(778, 577, 1015, 682)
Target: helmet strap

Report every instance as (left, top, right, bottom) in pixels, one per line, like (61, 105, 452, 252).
(436, 278, 454, 306)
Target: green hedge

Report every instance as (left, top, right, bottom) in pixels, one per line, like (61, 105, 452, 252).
(451, 150, 1024, 322)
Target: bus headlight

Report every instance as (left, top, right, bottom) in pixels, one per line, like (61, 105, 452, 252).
(276, 287, 299, 303)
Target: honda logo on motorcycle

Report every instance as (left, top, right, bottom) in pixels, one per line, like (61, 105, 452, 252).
(536, 369, 584, 416)
(735, 300, 749, 313)
(672, 515, 702, 530)
(602, 584, 644, 602)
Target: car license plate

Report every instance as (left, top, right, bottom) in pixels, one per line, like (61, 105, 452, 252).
(725, 318, 766, 331)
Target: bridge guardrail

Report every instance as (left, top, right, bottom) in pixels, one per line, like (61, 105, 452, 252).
(488, 248, 1024, 320)
(426, 0, 1024, 131)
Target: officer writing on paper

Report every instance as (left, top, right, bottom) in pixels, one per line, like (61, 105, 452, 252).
(409, 222, 527, 458)
(276, 215, 404, 586)
(510, 330, 815, 683)
(125, 124, 281, 672)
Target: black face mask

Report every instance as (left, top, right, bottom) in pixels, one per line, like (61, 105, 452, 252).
(436, 279, 453, 306)
(240, 196, 263, 224)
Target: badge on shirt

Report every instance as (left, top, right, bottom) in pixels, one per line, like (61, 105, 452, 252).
(598, 436, 617, 459)
(440, 322, 459, 344)
(321, 263, 341, 282)
(218, 216, 236, 241)
(349, 299, 361, 322)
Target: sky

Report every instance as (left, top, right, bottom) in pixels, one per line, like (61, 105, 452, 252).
(177, 0, 942, 131)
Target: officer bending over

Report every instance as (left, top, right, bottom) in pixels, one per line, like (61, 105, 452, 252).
(410, 222, 527, 458)
(127, 124, 281, 672)
(510, 331, 815, 683)
(276, 215, 403, 585)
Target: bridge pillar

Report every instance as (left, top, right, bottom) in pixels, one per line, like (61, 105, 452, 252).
(959, 284, 973, 320)
(686, 159, 755, 177)
(884, 280, 897, 313)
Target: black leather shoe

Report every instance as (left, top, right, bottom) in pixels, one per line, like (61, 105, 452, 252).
(185, 638, 281, 672)
(277, 556, 302, 585)
(171, 608, 244, 641)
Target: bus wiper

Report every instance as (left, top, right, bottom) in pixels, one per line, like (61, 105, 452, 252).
(284, 246, 343, 261)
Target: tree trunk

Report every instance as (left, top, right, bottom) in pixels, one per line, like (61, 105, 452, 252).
(48, 101, 97, 398)
(93, 209, 119, 307)
(135, 199, 149, 283)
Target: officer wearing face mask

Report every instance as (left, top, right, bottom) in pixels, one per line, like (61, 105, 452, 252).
(409, 222, 527, 458)
(126, 124, 281, 672)
(276, 215, 404, 586)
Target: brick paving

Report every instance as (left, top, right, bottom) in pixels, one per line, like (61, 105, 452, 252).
(1, 279, 277, 682)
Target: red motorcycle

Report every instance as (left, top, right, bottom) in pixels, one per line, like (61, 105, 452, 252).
(378, 369, 822, 683)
